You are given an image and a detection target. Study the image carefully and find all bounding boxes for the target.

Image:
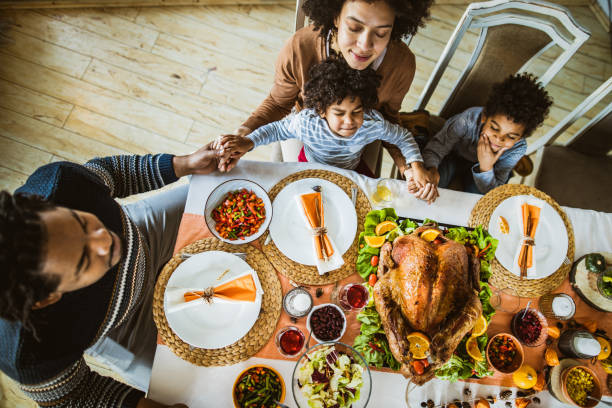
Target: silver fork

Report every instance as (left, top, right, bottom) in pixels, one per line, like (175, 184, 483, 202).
(180, 252, 247, 261)
(351, 185, 358, 206)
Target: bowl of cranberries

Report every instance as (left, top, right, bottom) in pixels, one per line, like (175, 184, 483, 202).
(511, 307, 548, 347)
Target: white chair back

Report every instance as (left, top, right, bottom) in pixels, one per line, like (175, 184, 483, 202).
(415, 0, 590, 119)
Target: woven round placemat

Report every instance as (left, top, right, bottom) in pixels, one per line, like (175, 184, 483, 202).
(259, 169, 371, 285)
(468, 184, 575, 298)
(153, 238, 282, 366)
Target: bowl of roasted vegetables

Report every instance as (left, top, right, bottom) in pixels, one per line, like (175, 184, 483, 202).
(205, 179, 272, 244)
(233, 365, 285, 408)
(561, 365, 602, 407)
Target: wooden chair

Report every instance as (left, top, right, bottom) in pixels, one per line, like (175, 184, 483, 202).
(526, 77, 612, 212)
(270, 0, 385, 177)
(414, 0, 590, 177)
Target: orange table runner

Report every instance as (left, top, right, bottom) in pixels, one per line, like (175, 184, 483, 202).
(163, 212, 611, 394)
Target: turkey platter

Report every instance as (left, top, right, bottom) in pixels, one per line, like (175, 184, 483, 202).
(373, 225, 482, 385)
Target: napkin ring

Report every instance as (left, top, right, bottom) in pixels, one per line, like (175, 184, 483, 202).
(521, 235, 535, 247)
(311, 226, 328, 237)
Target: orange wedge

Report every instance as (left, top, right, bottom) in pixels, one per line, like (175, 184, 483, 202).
(420, 228, 440, 242)
(466, 336, 484, 361)
(364, 235, 386, 248)
(406, 332, 430, 359)
(498, 216, 510, 234)
(471, 314, 488, 337)
(375, 220, 397, 236)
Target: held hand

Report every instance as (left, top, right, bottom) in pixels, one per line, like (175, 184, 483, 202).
(216, 126, 252, 172)
(410, 162, 432, 189)
(173, 142, 220, 178)
(413, 183, 439, 204)
(477, 134, 508, 173)
(403, 169, 419, 194)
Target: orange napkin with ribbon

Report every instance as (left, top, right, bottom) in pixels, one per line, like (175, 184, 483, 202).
(165, 272, 258, 314)
(299, 192, 334, 260)
(517, 202, 541, 276)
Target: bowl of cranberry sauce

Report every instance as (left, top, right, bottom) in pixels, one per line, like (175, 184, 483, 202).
(511, 307, 548, 347)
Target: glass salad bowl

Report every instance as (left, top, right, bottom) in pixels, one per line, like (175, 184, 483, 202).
(292, 341, 372, 408)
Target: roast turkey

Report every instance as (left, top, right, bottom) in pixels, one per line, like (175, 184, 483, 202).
(372, 225, 482, 384)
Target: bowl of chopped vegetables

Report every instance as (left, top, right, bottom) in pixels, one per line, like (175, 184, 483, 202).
(561, 365, 601, 407)
(233, 365, 285, 408)
(486, 333, 524, 374)
(292, 341, 371, 408)
(205, 179, 272, 244)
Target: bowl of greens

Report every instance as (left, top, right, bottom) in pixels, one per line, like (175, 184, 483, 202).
(292, 341, 371, 408)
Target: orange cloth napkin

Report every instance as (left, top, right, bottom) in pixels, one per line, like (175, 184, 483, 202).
(299, 192, 334, 260)
(518, 203, 541, 270)
(183, 273, 257, 303)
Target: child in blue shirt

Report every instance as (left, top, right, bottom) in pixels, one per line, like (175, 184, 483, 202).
(407, 73, 553, 201)
(216, 58, 433, 188)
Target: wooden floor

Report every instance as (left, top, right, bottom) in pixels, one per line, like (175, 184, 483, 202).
(0, 3, 610, 193)
(0, 3, 610, 406)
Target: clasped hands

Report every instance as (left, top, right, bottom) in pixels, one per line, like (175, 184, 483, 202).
(404, 163, 440, 204)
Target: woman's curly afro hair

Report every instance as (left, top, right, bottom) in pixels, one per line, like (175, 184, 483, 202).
(484, 73, 553, 137)
(302, 0, 433, 41)
(0, 191, 59, 333)
(304, 57, 380, 114)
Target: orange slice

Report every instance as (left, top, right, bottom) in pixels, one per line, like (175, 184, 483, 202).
(466, 336, 484, 361)
(512, 364, 537, 389)
(597, 337, 611, 360)
(471, 314, 488, 337)
(420, 228, 441, 242)
(375, 220, 397, 236)
(498, 216, 510, 234)
(364, 235, 386, 248)
(406, 332, 430, 359)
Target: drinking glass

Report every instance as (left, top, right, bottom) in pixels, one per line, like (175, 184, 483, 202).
(370, 179, 394, 205)
(331, 283, 370, 312)
(538, 293, 575, 320)
(275, 326, 305, 357)
(490, 286, 521, 313)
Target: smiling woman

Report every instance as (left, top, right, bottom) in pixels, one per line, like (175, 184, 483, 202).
(218, 0, 434, 174)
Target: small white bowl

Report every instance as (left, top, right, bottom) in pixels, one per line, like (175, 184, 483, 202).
(204, 179, 272, 244)
(306, 303, 347, 343)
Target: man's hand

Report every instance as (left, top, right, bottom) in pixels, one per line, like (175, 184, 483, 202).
(216, 126, 252, 172)
(173, 142, 220, 178)
(477, 134, 508, 173)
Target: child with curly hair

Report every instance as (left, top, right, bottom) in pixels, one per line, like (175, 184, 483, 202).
(217, 58, 431, 186)
(408, 73, 553, 200)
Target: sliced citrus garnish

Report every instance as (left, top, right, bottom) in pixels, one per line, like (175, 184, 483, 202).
(375, 220, 397, 236)
(471, 314, 488, 337)
(597, 336, 611, 360)
(498, 216, 510, 234)
(364, 235, 386, 248)
(512, 364, 537, 389)
(406, 332, 430, 359)
(420, 228, 441, 242)
(466, 336, 484, 361)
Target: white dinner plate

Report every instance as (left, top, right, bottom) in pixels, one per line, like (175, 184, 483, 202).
(488, 195, 568, 279)
(163, 251, 262, 348)
(269, 178, 357, 266)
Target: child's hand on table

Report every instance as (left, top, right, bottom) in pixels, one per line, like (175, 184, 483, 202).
(405, 167, 439, 204)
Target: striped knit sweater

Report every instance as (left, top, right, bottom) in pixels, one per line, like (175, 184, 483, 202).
(1, 154, 178, 407)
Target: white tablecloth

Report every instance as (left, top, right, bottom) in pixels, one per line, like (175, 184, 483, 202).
(148, 160, 612, 407)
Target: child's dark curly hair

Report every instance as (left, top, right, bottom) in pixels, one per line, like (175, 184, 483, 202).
(0, 191, 59, 334)
(302, 0, 433, 41)
(304, 58, 380, 114)
(484, 73, 553, 137)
